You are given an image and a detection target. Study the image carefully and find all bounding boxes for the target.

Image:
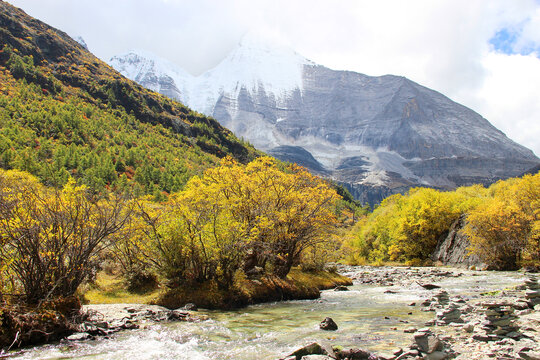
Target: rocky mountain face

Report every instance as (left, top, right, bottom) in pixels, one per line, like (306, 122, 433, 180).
(431, 215, 482, 268)
(110, 37, 540, 205)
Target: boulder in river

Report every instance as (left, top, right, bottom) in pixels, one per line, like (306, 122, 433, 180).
(336, 348, 379, 359)
(284, 342, 336, 359)
(66, 332, 92, 341)
(183, 303, 198, 311)
(319, 317, 338, 331)
(418, 283, 441, 290)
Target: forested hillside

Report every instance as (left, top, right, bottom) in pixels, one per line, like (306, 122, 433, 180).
(0, 1, 258, 196)
(346, 172, 540, 270)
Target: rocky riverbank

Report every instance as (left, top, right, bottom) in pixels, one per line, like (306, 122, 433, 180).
(60, 304, 207, 343)
(283, 266, 540, 360)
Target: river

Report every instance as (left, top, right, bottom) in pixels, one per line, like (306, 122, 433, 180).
(11, 267, 525, 360)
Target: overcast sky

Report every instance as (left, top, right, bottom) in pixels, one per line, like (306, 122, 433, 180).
(8, 0, 540, 156)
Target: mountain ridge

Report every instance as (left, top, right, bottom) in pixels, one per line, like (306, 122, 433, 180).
(110, 36, 539, 205)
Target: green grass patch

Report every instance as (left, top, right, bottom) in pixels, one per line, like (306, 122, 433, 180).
(83, 273, 162, 304)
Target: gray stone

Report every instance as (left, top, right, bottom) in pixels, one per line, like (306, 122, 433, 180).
(519, 351, 540, 360)
(168, 309, 190, 320)
(319, 317, 338, 331)
(414, 331, 443, 354)
(337, 348, 377, 360)
(66, 332, 91, 341)
(290, 343, 333, 359)
(183, 303, 198, 311)
(426, 351, 448, 360)
(431, 215, 482, 267)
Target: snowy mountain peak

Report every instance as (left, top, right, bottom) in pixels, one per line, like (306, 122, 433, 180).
(110, 49, 193, 83)
(109, 50, 193, 105)
(235, 32, 313, 64)
(188, 35, 314, 114)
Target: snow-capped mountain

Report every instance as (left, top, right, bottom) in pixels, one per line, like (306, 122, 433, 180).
(109, 39, 539, 205)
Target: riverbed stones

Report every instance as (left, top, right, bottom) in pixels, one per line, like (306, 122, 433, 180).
(336, 348, 378, 359)
(319, 317, 338, 331)
(523, 276, 540, 307)
(435, 303, 463, 325)
(421, 290, 453, 312)
(168, 309, 190, 321)
(419, 283, 441, 290)
(183, 303, 198, 311)
(66, 332, 92, 341)
(401, 329, 455, 360)
(285, 342, 337, 360)
(434, 290, 450, 306)
(473, 301, 520, 341)
(413, 329, 443, 353)
(519, 350, 540, 360)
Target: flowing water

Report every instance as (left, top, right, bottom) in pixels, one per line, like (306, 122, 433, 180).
(11, 268, 525, 360)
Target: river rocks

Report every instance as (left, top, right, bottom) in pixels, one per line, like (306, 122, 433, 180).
(435, 303, 463, 325)
(402, 329, 455, 360)
(66, 332, 92, 341)
(346, 266, 462, 288)
(72, 304, 205, 343)
(167, 309, 190, 321)
(183, 303, 198, 311)
(413, 329, 443, 353)
(284, 342, 337, 360)
(519, 350, 540, 360)
(337, 348, 379, 359)
(320, 317, 338, 331)
(473, 301, 520, 341)
(434, 290, 450, 306)
(421, 290, 454, 312)
(419, 283, 441, 290)
(334, 286, 349, 292)
(523, 276, 540, 307)
(462, 322, 474, 333)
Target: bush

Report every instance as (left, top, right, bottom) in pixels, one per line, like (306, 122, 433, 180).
(124, 269, 159, 293)
(0, 170, 130, 304)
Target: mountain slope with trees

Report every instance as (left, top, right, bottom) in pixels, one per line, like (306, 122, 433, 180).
(0, 1, 258, 196)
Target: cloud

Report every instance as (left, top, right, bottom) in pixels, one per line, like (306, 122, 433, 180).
(6, 0, 540, 156)
(469, 52, 540, 156)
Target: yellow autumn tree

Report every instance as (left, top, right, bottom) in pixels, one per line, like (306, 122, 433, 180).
(465, 173, 540, 269)
(148, 156, 339, 289)
(351, 186, 481, 264)
(0, 169, 130, 304)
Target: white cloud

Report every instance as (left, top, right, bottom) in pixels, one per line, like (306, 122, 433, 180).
(465, 52, 540, 156)
(6, 0, 540, 156)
